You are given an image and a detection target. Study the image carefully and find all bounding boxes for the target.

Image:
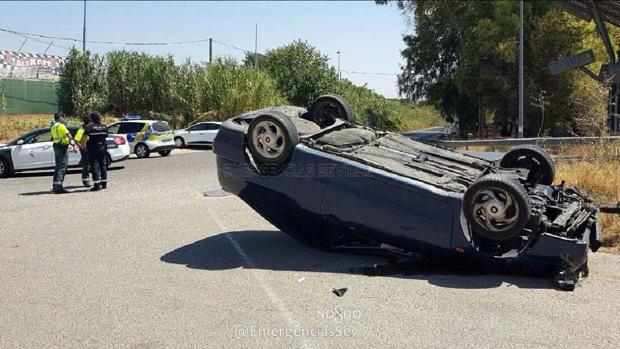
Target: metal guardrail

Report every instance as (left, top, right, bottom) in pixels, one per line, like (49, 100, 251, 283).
(434, 136, 620, 149)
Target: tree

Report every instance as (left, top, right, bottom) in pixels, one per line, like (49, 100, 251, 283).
(258, 40, 338, 107)
(379, 0, 616, 136)
(59, 48, 107, 116)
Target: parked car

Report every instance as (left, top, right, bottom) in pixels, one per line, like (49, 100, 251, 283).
(0, 126, 130, 178)
(174, 122, 221, 148)
(107, 120, 175, 158)
(213, 95, 612, 290)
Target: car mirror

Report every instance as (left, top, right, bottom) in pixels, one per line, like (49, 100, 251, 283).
(17, 140, 24, 145)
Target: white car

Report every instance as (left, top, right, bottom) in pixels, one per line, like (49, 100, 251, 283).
(174, 122, 221, 148)
(107, 120, 176, 158)
(0, 126, 130, 178)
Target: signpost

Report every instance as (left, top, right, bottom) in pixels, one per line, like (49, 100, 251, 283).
(549, 50, 596, 75)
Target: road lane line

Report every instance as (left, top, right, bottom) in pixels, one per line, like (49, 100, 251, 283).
(205, 203, 312, 349)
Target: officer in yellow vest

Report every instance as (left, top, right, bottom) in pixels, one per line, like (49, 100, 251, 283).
(75, 115, 92, 187)
(50, 112, 75, 194)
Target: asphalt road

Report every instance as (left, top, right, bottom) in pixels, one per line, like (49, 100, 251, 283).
(1, 149, 620, 348)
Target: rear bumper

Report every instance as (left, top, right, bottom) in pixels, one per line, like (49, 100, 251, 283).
(150, 144, 176, 152)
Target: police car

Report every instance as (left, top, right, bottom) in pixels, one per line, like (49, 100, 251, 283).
(107, 120, 175, 158)
(0, 126, 130, 178)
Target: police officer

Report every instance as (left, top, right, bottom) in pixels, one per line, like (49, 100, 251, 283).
(50, 112, 75, 194)
(84, 112, 109, 191)
(75, 115, 92, 187)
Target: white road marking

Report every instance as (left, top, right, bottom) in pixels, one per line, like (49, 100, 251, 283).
(205, 203, 312, 349)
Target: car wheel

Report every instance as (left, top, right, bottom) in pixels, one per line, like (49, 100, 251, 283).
(0, 158, 9, 178)
(106, 154, 112, 169)
(500, 145, 555, 185)
(247, 112, 299, 174)
(175, 136, 185, 148)
(158, 150, 172, 157)
(463, 174, 531, 241)
(308, 94, 354, 128)
(135, 143, 150, 158)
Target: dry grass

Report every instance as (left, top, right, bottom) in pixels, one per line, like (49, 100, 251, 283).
(0, 114, 118, 143)
(554, 143, 620, 250)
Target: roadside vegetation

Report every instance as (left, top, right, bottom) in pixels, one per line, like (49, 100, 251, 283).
(0, 114, 117, 143)
(55, 42, 442, 132)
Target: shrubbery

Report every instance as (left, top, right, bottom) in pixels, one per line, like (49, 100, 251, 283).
(60, 43, 442, 131)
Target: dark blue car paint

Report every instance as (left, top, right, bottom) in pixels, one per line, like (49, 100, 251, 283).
(214, 118, 590, 275)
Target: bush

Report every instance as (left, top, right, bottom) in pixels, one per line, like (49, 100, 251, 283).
(200, 59, 286, 120)
(59, 48, 107, 116)
(259, 40, 338, 107)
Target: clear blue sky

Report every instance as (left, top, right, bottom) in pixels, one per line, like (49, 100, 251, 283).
(0, 1, 410, 97)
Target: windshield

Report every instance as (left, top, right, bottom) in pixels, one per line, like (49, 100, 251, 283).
(151, 121, 171, 132)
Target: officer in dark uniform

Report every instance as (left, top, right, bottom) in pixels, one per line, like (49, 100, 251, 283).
(75, 115, 92, 187)
(83, 112, 109, 191)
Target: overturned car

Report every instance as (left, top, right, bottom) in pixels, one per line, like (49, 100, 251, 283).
(214, 95, 613, 290)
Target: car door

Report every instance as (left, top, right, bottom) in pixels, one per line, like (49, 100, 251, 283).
(320, 160, 453, 251)
(114, 122, 145, 151)
(186, 123, 206, 144)
(11, 130, 54, 170)
(203, 123, 221, 143)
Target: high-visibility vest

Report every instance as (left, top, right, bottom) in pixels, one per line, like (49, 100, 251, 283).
(51, 122, 70, 145)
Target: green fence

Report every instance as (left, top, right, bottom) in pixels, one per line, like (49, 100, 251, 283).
(0, 78, 60, 114)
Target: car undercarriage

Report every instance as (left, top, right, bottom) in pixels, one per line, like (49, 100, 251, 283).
(214, 95, 618, 291)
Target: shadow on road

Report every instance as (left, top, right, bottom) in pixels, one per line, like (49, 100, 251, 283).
(161, 230, 556, 291)
(12, 166, 125, 178)
(19, 185, 95, 196)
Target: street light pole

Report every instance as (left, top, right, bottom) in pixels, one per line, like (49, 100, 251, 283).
(518, 0, 524, 138)
(337, 51, 341, 81)
(82, 0, 87, 51)
(254, 23, 258, 69)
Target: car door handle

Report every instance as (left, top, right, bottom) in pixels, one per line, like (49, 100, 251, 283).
(43, 145, 52, 149)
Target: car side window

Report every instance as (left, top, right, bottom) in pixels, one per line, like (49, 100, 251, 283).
(32, 131, 52, 143)
(189, 123, 207, 131)
(205, 123, 220, 130)
(108, 123, 120, 134)
(118, 123, 144, 134)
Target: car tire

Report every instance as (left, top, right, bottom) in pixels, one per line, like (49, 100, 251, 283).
(135, 143, 150, 158)
(106, 154, 112, 169)
(247, 112, 299, 174)
(500, 145, 555, 185)
(0, 158, 10, 178)
(463, 174, 531, 241)
(158, 150, 172, 157)
(308, 94, 354, 128)
(175, 136, 185, 148)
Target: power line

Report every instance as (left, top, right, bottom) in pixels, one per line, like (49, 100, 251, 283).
(0, 26, 401, 77)
(212, 39, 253, 54)
(0, 26, 211, 46)
(341, 69, 399, 76)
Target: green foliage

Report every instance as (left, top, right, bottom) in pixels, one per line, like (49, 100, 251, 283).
(201, 58, 287, 120)
(259, 40, 338, 106)
(106, 51, 177, 115)
(59, 48, 107, 116)
(58, 41, 441, 132)
(383, 0, 619, 136)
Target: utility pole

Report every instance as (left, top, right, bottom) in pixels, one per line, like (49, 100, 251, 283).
(518, 0, 524, 138)
(36, 40, 54, 79)
(209, 38, 212, 64)
(254, 23, 258, 69)
(82, 0, 87, 51)
(9, 37, 28, 78)
(337, 51, 341, 81)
